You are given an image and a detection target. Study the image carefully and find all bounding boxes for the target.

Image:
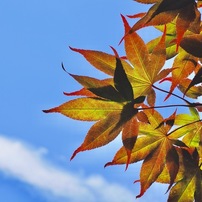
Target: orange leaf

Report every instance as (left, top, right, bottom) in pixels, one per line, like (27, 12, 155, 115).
(136, 111, 149, 123)
(70, 111, 122, 160)
(63, 88, 96, 97)
(147, 88, 156, 107)
(165, 50, 197, 100)
(130, 0, 198, 48)
(137, 138, 173, 198)
(122, 117, 139, 170)
(70, 47, 132, 76)
(105, 135, 161, 167)
(175, 3, 197, 51)
(122, 16, 167, 100)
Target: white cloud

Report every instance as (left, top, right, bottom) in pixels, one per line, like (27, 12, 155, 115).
(0, 135, 134, 202)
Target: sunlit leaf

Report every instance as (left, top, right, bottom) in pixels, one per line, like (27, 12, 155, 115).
(130, 0, 198, 49)
(69, 47, 132, 76)
(43, 98, 123, 121)
(122, 15, 169, 101)
(137, 138, 174, 198)
(165, 50, 197, 100)
(44, 1, 202, 200)
(71, 111, 123, 160)
(184, 68, 202, 96)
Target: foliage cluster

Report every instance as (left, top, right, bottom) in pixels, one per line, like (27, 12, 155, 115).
(44, 0, 202, 201)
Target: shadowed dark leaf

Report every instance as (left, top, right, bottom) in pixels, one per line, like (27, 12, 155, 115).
(114, 58, 134, 101)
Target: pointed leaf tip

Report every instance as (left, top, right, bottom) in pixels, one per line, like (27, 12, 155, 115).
(61, 62, 67, 72)
(125, 150, 132, 171)
(114, 57, 134, 101)
(70, 146, 82, 161)
(119, 15, 131, 45)
(42, 108, 57, 113)
(42, 109, 48, 113)
(110, 46, 119, 58)
(104, 162, 114, 168)
(69, 46, 74, 51)
(134, 179, 140, 184)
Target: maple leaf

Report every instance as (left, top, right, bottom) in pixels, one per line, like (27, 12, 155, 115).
(147, 32, 177, 60)
(44, 0, 202, 200)
(44, 50, 146, 160)
(106, 107, 179, 197)
(121, 15, 172, 104)
(147, 8, 201, 59)
(69, 46, 133, 77)
(164, 49, 198, 100)
(43, 97, 123, 121)
(168, 149, 202, 202)
(129, 0, 198, 49)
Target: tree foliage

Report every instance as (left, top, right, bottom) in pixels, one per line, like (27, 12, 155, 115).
(44, 0, 202, 201)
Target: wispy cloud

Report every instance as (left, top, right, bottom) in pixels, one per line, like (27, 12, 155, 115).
(0, 135, 134, 202)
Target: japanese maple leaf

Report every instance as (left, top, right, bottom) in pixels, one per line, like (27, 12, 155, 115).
(121, 15, 172, 106)
(129, 0, 198, 49)
(163, 49, 198, 100)
(105, 107, 179, 198)
(168, 148, 202, 202)
(44, 52, 144, 160)
(146, 9, 201, 60)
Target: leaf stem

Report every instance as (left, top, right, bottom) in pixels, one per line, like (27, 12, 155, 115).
(138, 104, 190, 111)
(138, 102, 202, 111)
(152, 85, 191, 104)
(167, 119, 202, 137)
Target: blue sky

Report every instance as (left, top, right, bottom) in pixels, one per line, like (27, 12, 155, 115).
(0, 1, 180, 201)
